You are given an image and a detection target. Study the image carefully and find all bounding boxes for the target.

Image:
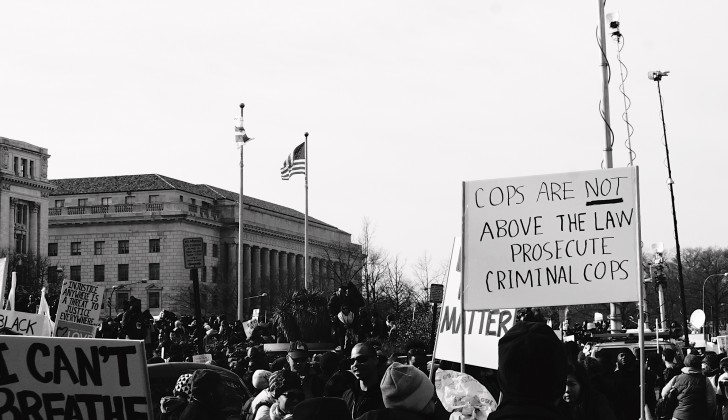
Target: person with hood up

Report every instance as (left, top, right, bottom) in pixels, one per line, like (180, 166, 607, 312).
(661, 353, 716, 420)
(256, 369, 305, 420)
(488, 321, 567, 420)
(178, 369, 226, 420)
(160, 373, 193, 420)
(557, 362, 617, 420)
(356, 362, 438, 420)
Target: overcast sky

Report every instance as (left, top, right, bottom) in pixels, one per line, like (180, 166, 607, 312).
(1, 1, 725, 277)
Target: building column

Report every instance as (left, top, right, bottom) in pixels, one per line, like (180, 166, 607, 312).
(295, 255, 304, 290)
(9, 198, 16, 252)
(269, 250, 279, 304)
(287, 253, 296, 291)
(243, 244, 251, 317)
(251, 246, 261, 298)
(279, 252, 288, 295)
(311, 257, 319, 290)
(260, 247, 270, 311)
(29, 202, 39, 256)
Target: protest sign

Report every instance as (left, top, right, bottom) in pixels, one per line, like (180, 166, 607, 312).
(434, 239, 516, 369)
(0, 309, 53, 336)
(192, 353, 212, 364)
(462, 167, 641, 310)
(0, 335, 153, 419)
(55, 279, 105, 338)
(242, 318, 259, 338)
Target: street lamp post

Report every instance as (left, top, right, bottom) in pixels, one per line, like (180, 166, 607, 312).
(106, 280, 147, 319)
(702, 273, 728, 334)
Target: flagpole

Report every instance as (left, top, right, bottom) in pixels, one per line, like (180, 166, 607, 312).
(237, 103, 245, 321)
(304, 132, 309, 291)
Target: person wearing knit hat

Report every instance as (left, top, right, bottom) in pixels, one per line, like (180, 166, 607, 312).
(160, 373, 193, 420)
(356, 362, 436, 420)
(661, 352, 717, 420)
(294, 397, 352, 420)
(178, 369, 226, 420)
(488, 321, 566, 420)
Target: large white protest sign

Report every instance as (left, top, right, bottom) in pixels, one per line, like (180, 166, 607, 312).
(55, 280, 105, 338)
(463, 167, 641, 310)
(0, 335, 153, 419)
(434, 239, 516, 369)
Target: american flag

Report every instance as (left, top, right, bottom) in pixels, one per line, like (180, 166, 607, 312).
(280, 142, 306, 180)
(234, 117, 252, 143)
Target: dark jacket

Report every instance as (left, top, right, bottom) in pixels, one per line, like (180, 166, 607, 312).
(356, 407, 434, 420)
(557, 389, 617, 420)
(343, 384, 385, 419)
(160, 396, 188, 420)
(178, 369, 226, 420)
(672, 372, 709, 420)
(488, 401, 563, 420)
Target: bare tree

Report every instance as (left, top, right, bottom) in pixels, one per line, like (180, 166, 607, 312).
(359, 218, 387, 307)
(380, 255, 415, 315)
(412, 251, 446, 304)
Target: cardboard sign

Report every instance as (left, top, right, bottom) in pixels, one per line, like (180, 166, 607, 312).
(192, 353, 212, 364)
(434, 239, 516, 369)
(462, 167, 641, 310)
(252, 308, 260, 321)
(55, 280, 105, 338)
(0, 309, 53, 336)
(183, 237, 204, 269)
(242, 319, 259, 338)
(0, 335, 153, 419)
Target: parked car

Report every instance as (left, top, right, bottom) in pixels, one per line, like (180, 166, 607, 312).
(147, 362, 252, 420)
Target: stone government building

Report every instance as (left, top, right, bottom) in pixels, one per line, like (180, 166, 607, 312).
(48, 174, 362, 319)
(2, 136, 362, 320)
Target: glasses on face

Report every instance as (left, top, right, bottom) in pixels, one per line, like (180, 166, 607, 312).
(282, 391, 305, 400)
(291, 356, 307, 363)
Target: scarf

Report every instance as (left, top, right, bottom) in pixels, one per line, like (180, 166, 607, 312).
(338, 311, 355, 326)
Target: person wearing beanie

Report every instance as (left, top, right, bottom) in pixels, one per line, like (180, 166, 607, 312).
(488, 321, 567, 420)
(356, 362, 437, 420)
(255, 369, 305, 420)
(160, 373, 193, 420)
(661, 352, 716, 420)
(294, 397, 352, 420)
(178, 369, 226, 420)
(343, 343, 385, 418)
(253, 370, 273, 391)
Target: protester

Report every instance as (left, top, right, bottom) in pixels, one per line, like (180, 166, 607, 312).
(257, 369, 305, 420)
(284, 341, 324, 399)
(661, 353, 716, 420)
(610, 349, 657, 420)
(343, 342, 385, 418)
(253, 369, 273, 392)
(178, 369, 226, 420)
(488, 321, 567, 420)
(356, 362, 437, 420)
(661, 347, 683, 388)
(335, 305, 357, 351)
(717, 357, 728, 420)
(329, 287, 349, 320)
(161, 373, 193, 420)
(558, 361, 617, 420)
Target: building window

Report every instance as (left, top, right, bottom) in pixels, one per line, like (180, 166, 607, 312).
(48, 243, 58, 257)
(94, 265, 105, 282)
(125, 196, 134, 204)
(212, 244, 219, 258)
(78, 198, 87, 207)
(116, 292, 129, 310)
(118, 264, 129, 282)
(48, 266, 57, 283)
(71, 242, 81, 256)
(20, 158, 27, 177)
(70, 265, 81, 281)
(148, 290, 161, 309)
(149, 239, 160, 253)
(15, 204, 27, 224)
(149, 263, 160, 281)
(201, 266, 207, 283)
(148, 195, 159, 203)
(94, 241, 104, 255)
(212, 266, 218, 283)
(179, 195, 184, 202)
(101, 197, 112, 205)
(118, 240, 129, 254)
(54, 200, 64, 208)
(13, 157, 18, 175)
(203, 243, 207, 256)
(29, 161, 34, 178)
(191, 198, 196, 205)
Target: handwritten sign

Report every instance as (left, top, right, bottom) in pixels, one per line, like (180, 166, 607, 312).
(192, 353, 212, 364)
(55, 280, 105, 338)
(434, 239, 516, 369)
(0, 309, 53, 336)
(463, 167, 641, 310)
(0, 335, 153, 419)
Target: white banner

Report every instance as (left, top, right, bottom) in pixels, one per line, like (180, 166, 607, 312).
(434, 239, 516, 369)
(0, 335, 153, 419)
(0, 309, 53, 336)
(463, 167, 641, 310)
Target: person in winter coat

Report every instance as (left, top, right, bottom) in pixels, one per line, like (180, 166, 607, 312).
(256, 369, 305, 420)
(716, 357, 728, 420)
(488, 321, 567, 420)
(558, 362, 617, 420)
(160, 373, 193, 420)
(356, 362, 438, 420)
(661, 353, 716, 420)
(294, 397, 352, 420)
(121, 296, 146, 339)
(178, 369, 226, 420)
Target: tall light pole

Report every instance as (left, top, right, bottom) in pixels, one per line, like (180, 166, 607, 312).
(234, 103, 253, 321)
(702, 273, 728, 333)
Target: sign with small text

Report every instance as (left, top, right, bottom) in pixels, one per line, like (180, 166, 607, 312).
(54, 280, 105, 338)
(463, 167, 641, 310)
(183, 237, 204, 269)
